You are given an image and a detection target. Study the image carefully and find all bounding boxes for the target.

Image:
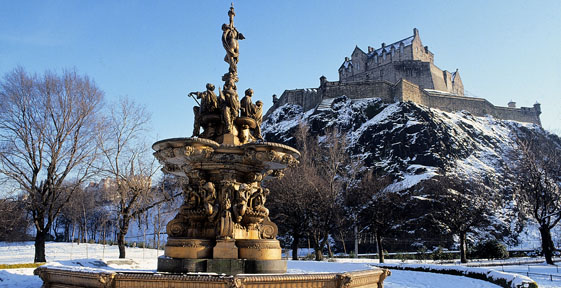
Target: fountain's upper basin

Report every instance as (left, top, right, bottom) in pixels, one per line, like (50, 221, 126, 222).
(152, 137, 300, 178)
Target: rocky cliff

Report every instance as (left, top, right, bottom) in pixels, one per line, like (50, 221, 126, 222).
(262, 96, 561, 249)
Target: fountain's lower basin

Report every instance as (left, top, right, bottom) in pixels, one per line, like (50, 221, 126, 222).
(34, 266, 391, 288)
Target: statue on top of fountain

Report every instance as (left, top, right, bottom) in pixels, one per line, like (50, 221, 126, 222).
(188, 3, 262, 145)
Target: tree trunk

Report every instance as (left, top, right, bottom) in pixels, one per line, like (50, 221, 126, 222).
(376, 233, 384, 263)
(339, 231, 347, 255)
(118, 231, 126, 259)
(459, 231, 467, 263)
(34, 230, 47, 263)
(354, 225, 359, 258)
(539, 225, 555, 265)
(118, 215, 131, 258)
(327, 240, 333, 258)
(314, 247, 323, 261)
(291, 234, 300, 260)
(314, 233, 328, 261)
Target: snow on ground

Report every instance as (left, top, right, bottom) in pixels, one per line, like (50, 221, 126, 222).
(385, 269, 501, 288)
(0, 242, 548, 288)
(0, 241, 162, 266)
(489, 264, 561, 288)
(288, 260, 501, 288)
(0, 268, 43, 288)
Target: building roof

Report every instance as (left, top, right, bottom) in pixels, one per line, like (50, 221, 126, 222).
(367, 35, 414, 58)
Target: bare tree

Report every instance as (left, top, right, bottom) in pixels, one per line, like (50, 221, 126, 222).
(427, 173, 494, 263)
(307, 128, 348, 260)
(346, 170, 392, 262)
(266, 123, 314, 260)
(0, 195, 31, 241)
(513, 134, 561, 264)
(266, 162, 312, 260)
(97, 97, 178, 258)
(0, 67, 103, 262)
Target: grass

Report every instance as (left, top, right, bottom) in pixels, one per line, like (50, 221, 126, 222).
(0, 263, 46, 269)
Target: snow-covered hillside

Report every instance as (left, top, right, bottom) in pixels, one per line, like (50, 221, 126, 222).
(262, 96, 561, 248)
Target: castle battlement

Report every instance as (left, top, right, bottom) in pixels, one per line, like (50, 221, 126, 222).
(265, 29, 541, 126)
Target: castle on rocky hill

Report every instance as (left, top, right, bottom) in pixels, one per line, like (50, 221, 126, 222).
(267, 29, 542, 125)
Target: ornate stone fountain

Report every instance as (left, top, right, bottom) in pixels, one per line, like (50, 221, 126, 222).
(151, 4, 299, 274)
(35, 4, 390, 287)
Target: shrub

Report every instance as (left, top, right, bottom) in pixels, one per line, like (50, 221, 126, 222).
(471, 240, 508, 260)
(416, 246, 428, 261)
(431, 246, 455, 261)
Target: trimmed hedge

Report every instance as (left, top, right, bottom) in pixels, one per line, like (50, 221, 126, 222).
(374, 263, 538, 288)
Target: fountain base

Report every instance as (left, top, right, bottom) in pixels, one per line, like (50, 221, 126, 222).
(35, 266, 391, 288)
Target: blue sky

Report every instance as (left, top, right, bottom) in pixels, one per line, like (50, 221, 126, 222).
(1, 0, 560, 140)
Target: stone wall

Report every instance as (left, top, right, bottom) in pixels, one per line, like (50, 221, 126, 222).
(321, 80, 394, 102)
(266, 78, 540, 126)
(264, 88, 320, 118)
(422, 91, 541, 125)
(396, 79, 427, 105)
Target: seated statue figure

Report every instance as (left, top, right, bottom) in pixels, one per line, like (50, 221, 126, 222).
(189, 83, 219, 137)
(240, 88, 256, 118)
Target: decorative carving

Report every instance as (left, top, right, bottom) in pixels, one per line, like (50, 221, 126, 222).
(166, 217, 188, 237)
(217, 181, 236, 239)
(229, 277, 244, 288)
(338, 273, 353, 288)
(253, 100, 263, 140)
(240, 88, 255, 118)
(260, 218, 278, 239)
(182, 4, 268, 146)
(222, 4, 244, 78)
(166, 238, 214, 248)
(202, 182, 218, 221)
(233, 183, 250, 223)
(189, 83, 219, 138)
(220, 79, 240, 134)
(249, 187, 269, 216)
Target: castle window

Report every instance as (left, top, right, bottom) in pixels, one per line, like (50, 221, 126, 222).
(383, 53, 386, 60)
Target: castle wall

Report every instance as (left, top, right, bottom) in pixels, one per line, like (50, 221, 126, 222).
(411, 35, 433, 63)
(265, 88, 320, 117)
(267, 78, 541, 126)
(322, 80, 394, 102)
(396, 79, 428, 106)
(422, 91, 541, 125)
(451, 73, 464, 96)
(428, 64, 448, 93)
(343, 61, 437, 91)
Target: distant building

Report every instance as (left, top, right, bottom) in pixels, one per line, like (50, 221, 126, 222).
(339, 28, 463, 96)
(267, 29, 541, 126)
